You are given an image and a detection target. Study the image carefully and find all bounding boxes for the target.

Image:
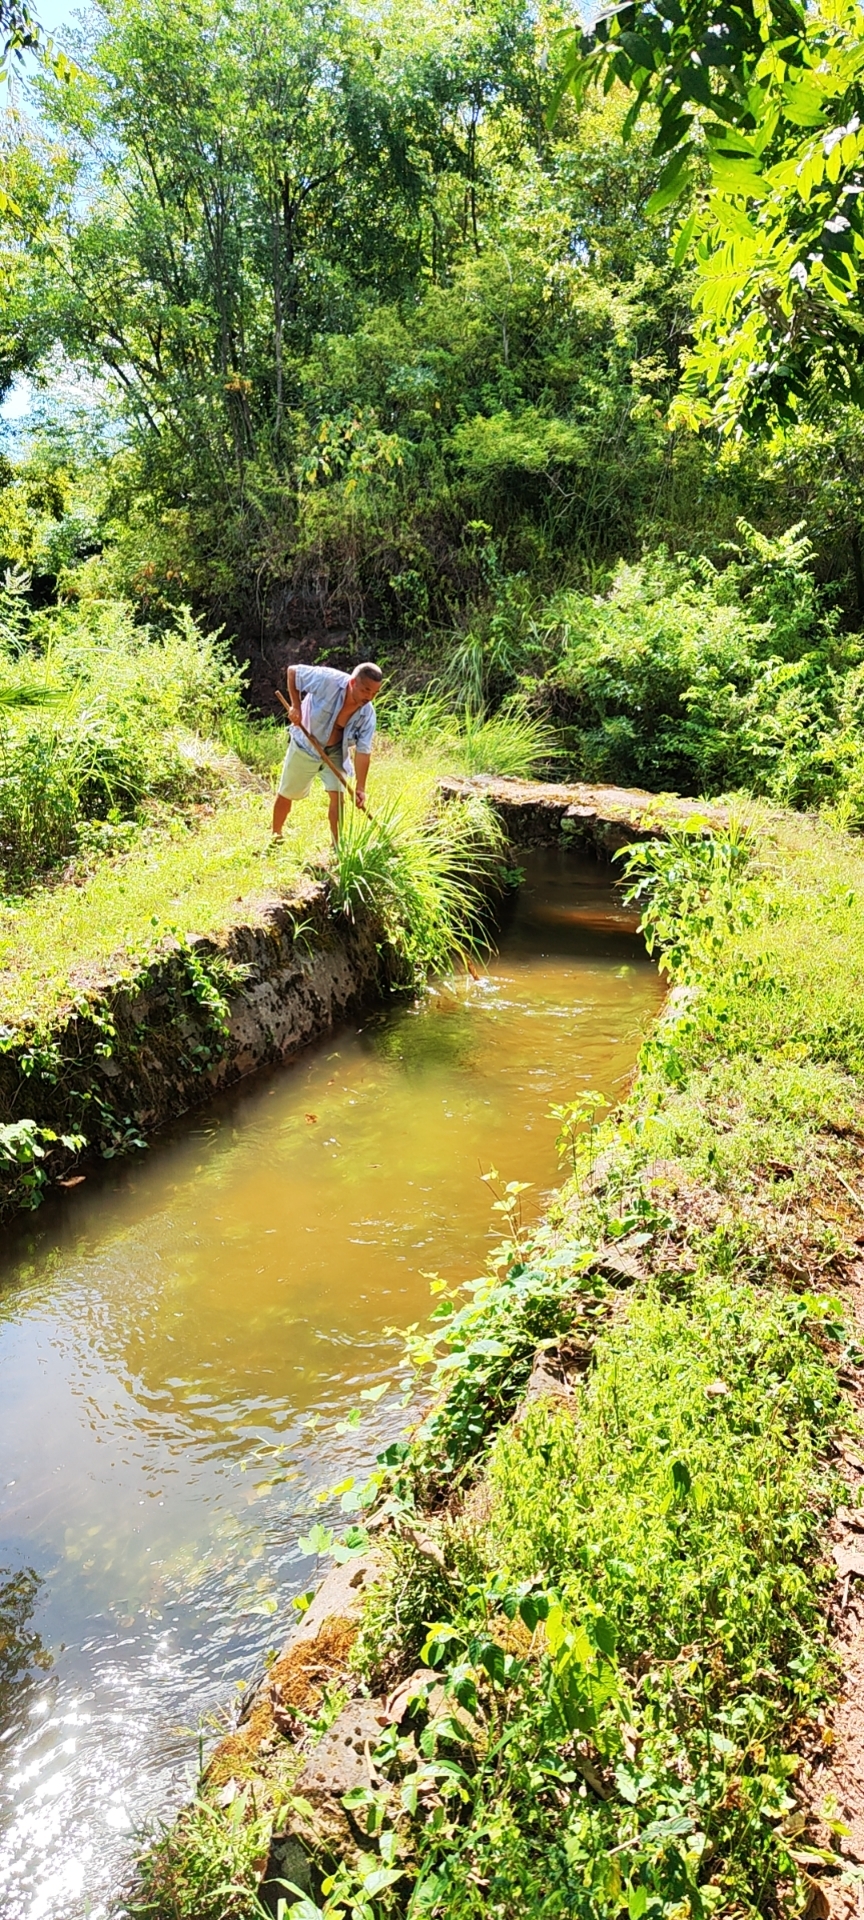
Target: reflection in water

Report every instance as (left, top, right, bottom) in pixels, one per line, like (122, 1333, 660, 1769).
(0, 848, 663, 1918)
(0, 1569, 52, 1731)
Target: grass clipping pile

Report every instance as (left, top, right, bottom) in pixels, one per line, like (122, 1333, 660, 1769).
(134, 808, 864, 1920)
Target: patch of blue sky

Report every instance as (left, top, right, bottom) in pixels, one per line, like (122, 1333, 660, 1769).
(1, 358, 122, 460)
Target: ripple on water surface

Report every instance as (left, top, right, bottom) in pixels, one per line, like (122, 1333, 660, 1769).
(0, 846, 663, 1919)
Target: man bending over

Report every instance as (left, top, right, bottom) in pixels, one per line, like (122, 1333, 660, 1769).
(272, 660, 383, 842)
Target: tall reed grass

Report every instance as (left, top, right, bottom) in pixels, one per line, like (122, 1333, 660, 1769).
(328, 790, 504, 980)
(379, 688, 560, 780)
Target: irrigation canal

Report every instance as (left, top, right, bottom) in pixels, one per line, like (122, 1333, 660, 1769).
(0, 847, 663, 1919)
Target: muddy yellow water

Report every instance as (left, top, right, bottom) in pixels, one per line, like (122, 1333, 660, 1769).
(0, 849, 662, 1918)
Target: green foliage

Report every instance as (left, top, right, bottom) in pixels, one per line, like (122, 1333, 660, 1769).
(380, 690, 559, 779)
(278, 802, 864, 1920)
(328, 792, 504, 983)
(131, 1789, 274, 1920)
(487, 1279, 837, 1669)
(3, 0, 706, 633)
(550, 1088, 608, 1173)
(402, 1242, 605, 1492)
(533, 530, 864, 803)
(0, 1116, 84, 1205)
(558, 0, 864, 429)
(351, 1533, 461, 1692)
(324, 1267, 840, 1920)
(619, 820, 757, 980)
(0, 590, 247, 886)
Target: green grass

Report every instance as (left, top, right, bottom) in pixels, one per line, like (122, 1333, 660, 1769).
(382, 1280, 839, 1920)
(274, 808, 864, 1920)
(328, 788, 504, 979)
(0, 741, 463, 1028)
(376, 688, 560, 778)
(131, 1788, 276, 1920)
(0, 788, 294, 1027)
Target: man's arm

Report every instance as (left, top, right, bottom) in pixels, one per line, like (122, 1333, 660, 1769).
(286, 664, 303, 726)
(354, 750, 370, 807)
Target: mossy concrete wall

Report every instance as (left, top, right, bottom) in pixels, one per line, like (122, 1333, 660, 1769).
(0, 877, 392, 1216)
(438, 773, 727, 851)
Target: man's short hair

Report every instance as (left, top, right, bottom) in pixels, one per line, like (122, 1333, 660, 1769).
(353, 662, 383, 685)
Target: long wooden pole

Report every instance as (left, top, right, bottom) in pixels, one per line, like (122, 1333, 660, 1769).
(274, 687, 376, 822)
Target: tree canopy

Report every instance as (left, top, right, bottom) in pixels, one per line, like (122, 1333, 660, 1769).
(4, 0, 864, 666)
(559, 0, 864, 428)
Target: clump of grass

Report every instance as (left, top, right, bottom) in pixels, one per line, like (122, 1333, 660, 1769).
(328, 790, 504, 981)
(350, 1531, 461, 1693)
(457, 698, 560, 779)
(130, 1789, 273, 1920)
(379, 688, 559, 780)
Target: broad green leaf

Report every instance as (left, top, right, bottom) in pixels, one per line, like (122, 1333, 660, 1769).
(297, 1523, 334, 1556)
(709, 155, 764, 197)
(783, 77, 828, 127)
(647, 160, 694, 218)
(672, 209, 697, 265)
(672, 1458, 691, 1495)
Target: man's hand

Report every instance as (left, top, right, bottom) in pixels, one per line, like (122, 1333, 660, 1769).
(290, 703, 302, 728)
(355, 789, 366, 811)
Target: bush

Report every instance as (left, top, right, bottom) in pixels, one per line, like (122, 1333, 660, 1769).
(0, 588, 249, 887)
(538, 529, 864, 805)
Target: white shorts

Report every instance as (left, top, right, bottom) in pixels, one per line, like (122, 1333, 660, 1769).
(277, 738, 345, 799)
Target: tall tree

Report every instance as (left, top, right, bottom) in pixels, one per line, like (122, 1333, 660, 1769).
(18, 0, 542, 493)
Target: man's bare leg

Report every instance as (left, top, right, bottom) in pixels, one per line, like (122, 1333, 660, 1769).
(272, 795, 292, 836)
(328, 790, 343, 843)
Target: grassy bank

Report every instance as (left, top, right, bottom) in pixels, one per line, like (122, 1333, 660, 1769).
(0, 622, 571, 1211)
(0, 598, 558, 1032)
(132, 804, 864, 1920)
(0, 742, 477, 1031)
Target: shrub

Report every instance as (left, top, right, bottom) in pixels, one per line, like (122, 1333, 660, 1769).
(538, 531, 864, 804)
(0, 590, 249, 888)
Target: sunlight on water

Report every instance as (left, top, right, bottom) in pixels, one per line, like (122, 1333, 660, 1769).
(0, 848, 663, 1918)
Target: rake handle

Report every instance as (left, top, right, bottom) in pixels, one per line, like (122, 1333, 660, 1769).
(274, 686, 375, 822)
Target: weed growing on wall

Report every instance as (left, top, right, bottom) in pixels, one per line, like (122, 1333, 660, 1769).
(132, 1788, 275, 1920)
(328, 793, 504, 984)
